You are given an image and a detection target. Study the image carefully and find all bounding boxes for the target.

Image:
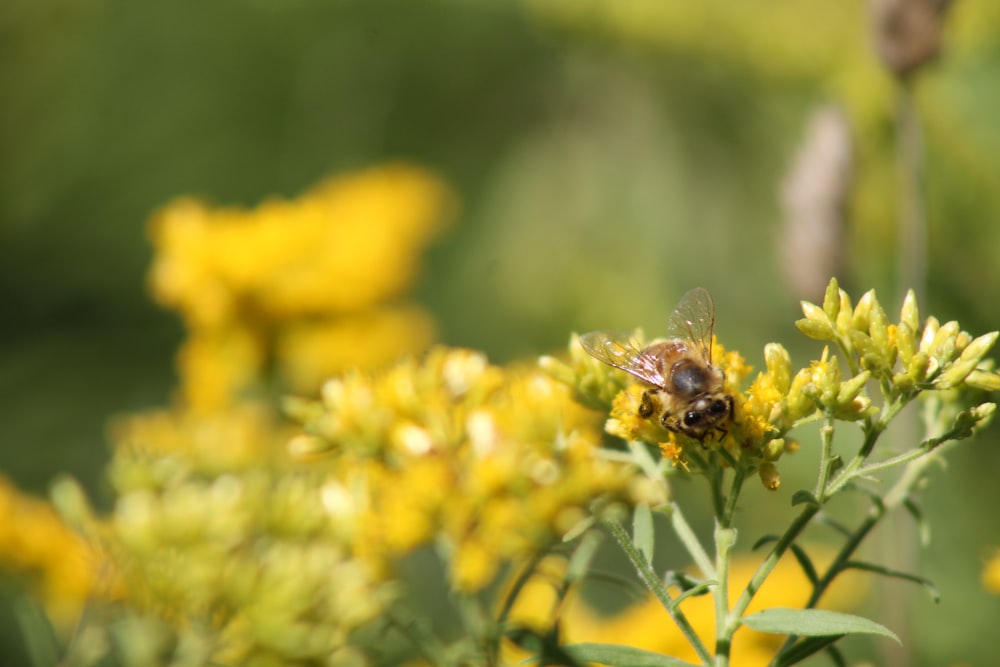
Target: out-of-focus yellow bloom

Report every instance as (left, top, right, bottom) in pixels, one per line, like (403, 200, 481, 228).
(110, 401, 289, 473)
(147, 163, 453, 410)
(289, 347, 640, 593)
(503, 548, 867, 667)
(0, 477, 99, 631)
(99, 456, 390, 666)
(982, 551, 1000, 595)
(277, 304, 437, 394)
(148, 163, 452, 325)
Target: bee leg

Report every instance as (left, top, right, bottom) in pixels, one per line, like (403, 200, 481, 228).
(638, 390, 656, 419)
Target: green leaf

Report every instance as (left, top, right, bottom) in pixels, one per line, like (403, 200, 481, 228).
(671, 580, 715, 607)
(791, 490, 820, 507)
(670, 504, 715, 578)
(773, 634, 845, 667)
(815, 513, 852, 538)
(788, 544, 819, 586)
(633, 503, 655, 565)
(562, 514, 596, 543)
(742, 608, 900, 644)
(566, 529, 603, 583)
(844, 561, 941, 603)
(751, 534, 779, 550)
(562, 643, 698, 667)
(903, 497, 931, 547)
(578, 568, 649, 600)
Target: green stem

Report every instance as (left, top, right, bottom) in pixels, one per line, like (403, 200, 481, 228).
(671, 501, 716, 580)
(823, 397, 908, 499)
(711, 458, 747, 666)
(728, 502, 821, 627)
(722, 463, 748, 528)
(814, 417, 836, 499)
(604, 518, 713, 665)
(713, 520, 736, 666)
(773, 434, 954, 662)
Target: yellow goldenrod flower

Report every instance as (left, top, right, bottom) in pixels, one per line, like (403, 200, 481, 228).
(148, 163, 452, 325)
(277, 304, 437, 394)
(0, 477, 99, 632)
(147, 163, 454, 413)
(290, 347, 639, 593)
(982, 551, 1000, 595)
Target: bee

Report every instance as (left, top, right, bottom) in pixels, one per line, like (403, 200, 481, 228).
(579, 287, 734, 441)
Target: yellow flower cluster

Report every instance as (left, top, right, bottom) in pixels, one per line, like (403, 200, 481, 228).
(148, 163, 453, 408)
(549, 279, 1000, 490)
(42, 163, 464, 663)
(287, 347, 641, 593)
(0, 476, 99, 631)
(93, 456, 389, 666)
(982, 551, 1000, 595)
(504, 547, 867, 667)
(545, 332, 803, 489)
(796, 279, 1000, 398)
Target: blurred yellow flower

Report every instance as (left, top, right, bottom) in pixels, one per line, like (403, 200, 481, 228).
(277, 303, 437, 394)
(290, 347, 640, 592)
(147, 162, 454, 410)
(0, 476, 99, 631)
(982, 551, 1000, 595)
(148, 163, 452, 325)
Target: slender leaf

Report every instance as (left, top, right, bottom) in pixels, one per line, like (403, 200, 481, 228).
(788, 543, 819, 586)
(671, 580, 716, 607)
(773, 634, 845, 667)
(562, 514, 596, 543)
(633, 503, 655, 565)
(751, 534, 779, 550)
(825, 643, 847, 667)
(14, 599, 60, 667)
(663, 570, 709, 593)
(566, 529, 603, 584)
(670, 504, 715, 578)
(791, 490, 820, 507)
(844, 560, 940, 602)
(741, 608, 900, 644)
(509, 627, 584, 666)
(815, 513, 853, 538)
(579, 568, 649, 600)
(562, 643, 698, 667)
(842, 482, 886, 513)
(903, 496, 931, 546)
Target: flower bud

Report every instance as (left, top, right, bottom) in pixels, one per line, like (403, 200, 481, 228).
(798, 301, 836, 341)
(759, 462, 781, 490)
(900, 289, 920, 333)
(764, 343, 792, 394)
(896, 321, 917, 365)
(965, 369, 1000, 392)
(852, 289, 877, 333)
(937, 332, 1000, 389)
(837, 370, 871, 404)
(823, 278, 842, 320)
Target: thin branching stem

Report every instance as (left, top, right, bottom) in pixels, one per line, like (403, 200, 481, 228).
(604, 518, 714, 665)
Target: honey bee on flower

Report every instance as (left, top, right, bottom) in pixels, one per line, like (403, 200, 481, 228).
(580, 288, 734, 441)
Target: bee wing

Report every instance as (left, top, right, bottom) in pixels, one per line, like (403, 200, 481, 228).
(578, 330, 668, 387)
(666, 287, 716, 363)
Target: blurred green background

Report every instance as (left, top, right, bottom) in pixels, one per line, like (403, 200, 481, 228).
(2, 0, 1000, 664)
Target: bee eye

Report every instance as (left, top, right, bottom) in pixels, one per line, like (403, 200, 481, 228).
(710, 400, 729, 415)
(684, 411, 701, 427)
